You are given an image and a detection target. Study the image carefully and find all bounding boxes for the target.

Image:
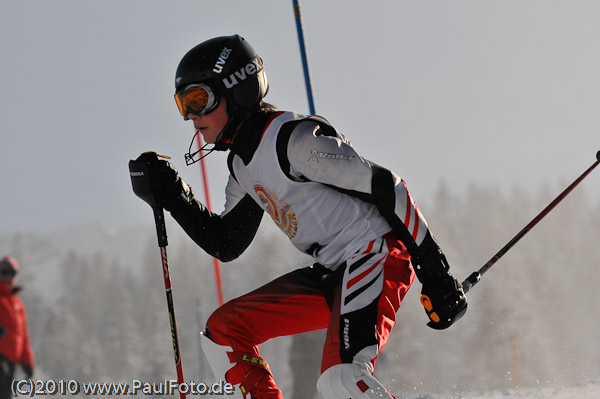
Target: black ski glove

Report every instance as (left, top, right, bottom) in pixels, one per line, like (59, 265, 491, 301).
(412, 233, 467, 330)
(419, 272, 467, 330)
(134, 152, 194, 212)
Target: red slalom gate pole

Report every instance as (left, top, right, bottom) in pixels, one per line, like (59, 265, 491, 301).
(462, 150, 600, 294)
(197, 136, 225, 306)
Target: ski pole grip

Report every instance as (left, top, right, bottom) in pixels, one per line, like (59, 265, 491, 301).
(462, 272, 481, 294)
(129, 156, 158, 209)
(129, 154, 169, 247)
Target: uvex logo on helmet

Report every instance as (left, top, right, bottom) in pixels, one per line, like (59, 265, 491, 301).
(222, 57, 262, 89)
(212, 47, 232, 73)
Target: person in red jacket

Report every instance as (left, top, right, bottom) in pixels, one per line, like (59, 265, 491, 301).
(0, 256, 34, 397)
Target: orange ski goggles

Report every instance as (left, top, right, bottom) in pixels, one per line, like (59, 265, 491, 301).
(174, 83, 218, 120)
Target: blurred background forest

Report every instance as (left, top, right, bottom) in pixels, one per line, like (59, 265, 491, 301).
(2, 180, 599, 398)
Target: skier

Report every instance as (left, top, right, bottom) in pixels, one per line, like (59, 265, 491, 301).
(137, 34, 467, 398)
(0, 256, 34, 398)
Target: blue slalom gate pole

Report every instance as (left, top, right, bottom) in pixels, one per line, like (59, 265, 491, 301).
(292, 0, 316, 115)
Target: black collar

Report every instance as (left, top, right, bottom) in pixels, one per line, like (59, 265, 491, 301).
(229, 111, 277, 165)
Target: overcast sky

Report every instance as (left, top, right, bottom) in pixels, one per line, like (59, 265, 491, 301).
(1, 1, 599, 234)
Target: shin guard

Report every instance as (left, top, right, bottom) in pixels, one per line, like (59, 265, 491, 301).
(200, 332, 273, 398)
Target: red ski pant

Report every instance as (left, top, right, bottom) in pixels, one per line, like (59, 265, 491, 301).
(205, 232, 415, 399)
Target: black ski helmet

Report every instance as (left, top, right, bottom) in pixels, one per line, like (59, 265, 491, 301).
(175, 35, 269, 116)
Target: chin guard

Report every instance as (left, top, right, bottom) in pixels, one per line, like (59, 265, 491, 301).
(184, 130, 233, 165)
(184, 130, 220, 165)
(184, 117, 237, 165)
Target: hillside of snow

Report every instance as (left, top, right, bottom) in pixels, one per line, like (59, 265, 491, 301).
(398, 380, 600, 399)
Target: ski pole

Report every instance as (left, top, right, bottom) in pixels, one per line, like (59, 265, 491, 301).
(291, 0, 316, 115)
(462, 150, 600, 294)
(129, 154, 186, 399)
(196, 135, 225, 306)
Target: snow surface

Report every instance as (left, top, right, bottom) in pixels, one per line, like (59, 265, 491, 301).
(396, 380, 600, 399)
